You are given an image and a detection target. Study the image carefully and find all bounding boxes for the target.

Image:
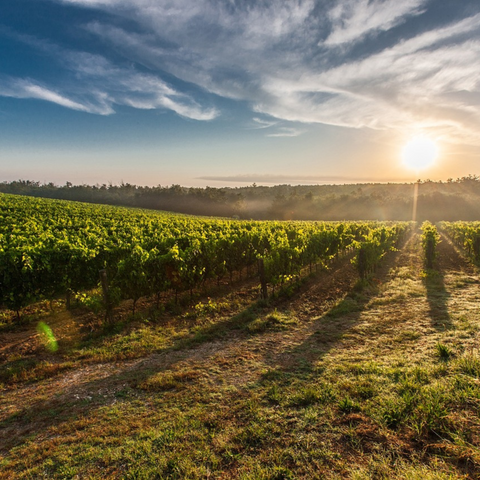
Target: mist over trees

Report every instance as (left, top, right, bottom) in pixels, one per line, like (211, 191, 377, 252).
(2, 176, 480, 222)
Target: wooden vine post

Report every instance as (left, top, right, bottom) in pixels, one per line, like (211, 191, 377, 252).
(99, 269, 113, 322)
(258, 259, 268, 300)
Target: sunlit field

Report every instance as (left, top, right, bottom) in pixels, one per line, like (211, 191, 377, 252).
(1, 196, 480, 478)
(3, 0, 480, 477)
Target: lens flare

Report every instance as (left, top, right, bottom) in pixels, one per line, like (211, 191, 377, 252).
(37, 321, 58, 352)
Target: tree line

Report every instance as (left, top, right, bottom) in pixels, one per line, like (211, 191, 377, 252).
(2, 175, 480, 221)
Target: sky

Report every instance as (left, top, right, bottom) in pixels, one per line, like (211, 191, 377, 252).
(1, 0, 480, 187)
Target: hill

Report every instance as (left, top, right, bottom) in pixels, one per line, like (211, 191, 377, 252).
(3, 175, 480, 221)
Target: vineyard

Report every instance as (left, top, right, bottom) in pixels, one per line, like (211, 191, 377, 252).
(2, 195, 480, 479)
(0, 193, 410, 319)
(440, 221, 480, 265)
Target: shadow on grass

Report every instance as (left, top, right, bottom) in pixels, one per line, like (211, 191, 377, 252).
(0, 300, 270, 453)
(424, 269, 451, 330)
(260, 233, 416, 376)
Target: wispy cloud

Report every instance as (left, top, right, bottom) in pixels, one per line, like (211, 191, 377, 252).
(0, 77, 94, 112)
(252, 117, 278, 129)
(0, 32, 218, 120)
(9, 0, 480, 142)
(259, 13, 480, 143)
(266, 127, 304, 138)
(325, 0, 427, 46)
(250, 117, 303, 137)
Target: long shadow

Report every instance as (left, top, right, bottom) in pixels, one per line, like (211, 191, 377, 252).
(422, 233, 465, 331)
(264, 237, 412, 376)
(424, 269, 451, 330)
(0, 235, 413, 455)
(0, 300, 273, 453)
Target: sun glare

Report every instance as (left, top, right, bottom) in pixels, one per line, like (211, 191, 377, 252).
(402, 136, 438, 171)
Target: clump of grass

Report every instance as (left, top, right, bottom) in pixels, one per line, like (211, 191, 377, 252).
(266, 384, 283, 405)
(289, 383, 336, 407)
(245, 310, 297, 334)
(457, 353, 480, 377)
(351, 379, 377, 400)
(234, 422, 269, 448)
(410, 385, 449, 436)
(338, 396, 360, 413)
(343, 361, 381, 376)
(289, 386, 323, 407)
(139, 369, 202, 392)
(435, 342, 453, 361)
(269, 466, 295, 480)
(327, 296, 361, 318)
(381, 397, 407, 429)
(77, 325, 172, 362)
(389, 365, 431, 389)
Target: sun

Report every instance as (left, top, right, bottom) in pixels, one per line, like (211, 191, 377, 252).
(402, 136, 439, 171)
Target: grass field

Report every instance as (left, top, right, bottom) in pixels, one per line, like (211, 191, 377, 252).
(1, 232, 480, 479)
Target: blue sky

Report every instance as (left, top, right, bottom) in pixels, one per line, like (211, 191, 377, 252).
(1, 0, 480, 186)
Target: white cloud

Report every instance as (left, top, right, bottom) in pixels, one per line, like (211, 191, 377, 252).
(0, 78, 97, 112)
(14, 1, 480, 143)
(0, 43, 218, 120)
(66, 52, 219, 119)
(266, 127, 304, 138)
(325, 0, 427, 46)
(255, 13, 480, 143)
(252, 117, 278, 129)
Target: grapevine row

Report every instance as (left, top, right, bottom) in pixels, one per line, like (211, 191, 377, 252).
(421, 222, 440, 269)
(0, 194, 410, 317)
(439, 221, 480, 265)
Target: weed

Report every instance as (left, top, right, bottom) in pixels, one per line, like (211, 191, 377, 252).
(410, 385, 449, 436)
(352, 379, 376, 399)
(246, 310, 297, 334)
(266, 384, 283, 405)
(338, 396, 360, 413)
(435, 342, 453, 361)
(289, 383, 336, 407)
(270, 466, 295, 480)
(381, 397, 406, 429)
(289, 387, 322, 407)
(193, 298, 229, 317)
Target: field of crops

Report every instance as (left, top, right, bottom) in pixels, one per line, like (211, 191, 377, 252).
(0, 193, 410, 318)
(3, 195, 480, 478)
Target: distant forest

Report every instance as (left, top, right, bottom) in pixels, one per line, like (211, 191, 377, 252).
(2, 176, 480, 222)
